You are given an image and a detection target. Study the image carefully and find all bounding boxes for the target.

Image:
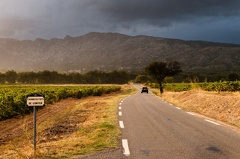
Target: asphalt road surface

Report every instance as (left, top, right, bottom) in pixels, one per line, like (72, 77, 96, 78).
(118, 84, 240, 159)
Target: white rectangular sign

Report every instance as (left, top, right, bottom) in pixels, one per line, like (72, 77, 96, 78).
(27, 96, 45, 106)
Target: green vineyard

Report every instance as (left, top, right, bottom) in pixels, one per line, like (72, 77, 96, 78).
(148, 81, 240, 92)
(0, 85, 121, 120)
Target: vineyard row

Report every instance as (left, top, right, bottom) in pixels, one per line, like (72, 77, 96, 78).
(0, 85, 121, 120)
(148, 81, 240, 92)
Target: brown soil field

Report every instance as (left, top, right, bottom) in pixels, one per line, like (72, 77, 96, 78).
(0, 98, 80, 146)
(160, 90, 240, 128)
(0, 98, 86, 158)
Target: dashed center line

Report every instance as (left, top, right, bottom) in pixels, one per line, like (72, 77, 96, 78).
(119, 121, 124, 128)
(122, 139, 130, 156)
(119, 112, 122, 116)
(119, 98, 130, 156)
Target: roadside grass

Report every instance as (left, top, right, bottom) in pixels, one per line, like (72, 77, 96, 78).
(156, 88, 240, 129)
(0, 84, 136, 159)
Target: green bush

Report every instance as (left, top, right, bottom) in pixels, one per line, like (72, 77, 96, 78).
(148, 81, 240, 92)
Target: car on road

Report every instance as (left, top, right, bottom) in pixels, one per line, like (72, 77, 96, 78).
(141, 86, 148, 93)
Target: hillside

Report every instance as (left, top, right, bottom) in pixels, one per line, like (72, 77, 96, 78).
(0, 32, 240, 72)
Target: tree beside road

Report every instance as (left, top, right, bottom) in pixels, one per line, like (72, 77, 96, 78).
(145, 61, 182, 93)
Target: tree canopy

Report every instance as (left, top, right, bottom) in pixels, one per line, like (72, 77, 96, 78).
(145, 61, 182, 93)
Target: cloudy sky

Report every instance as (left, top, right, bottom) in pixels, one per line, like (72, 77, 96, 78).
(1, 0, 240, 44)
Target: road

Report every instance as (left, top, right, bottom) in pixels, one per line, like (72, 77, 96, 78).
(118, 84, 240, 159)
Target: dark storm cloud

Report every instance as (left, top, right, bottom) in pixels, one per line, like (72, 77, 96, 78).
(94, 0, 240, 26)
(1, 0, 240, 44)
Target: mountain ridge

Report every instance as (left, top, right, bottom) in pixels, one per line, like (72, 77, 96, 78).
(0, 32, 239, 72)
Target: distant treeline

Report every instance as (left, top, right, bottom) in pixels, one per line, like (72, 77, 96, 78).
(135, 71, 240, 83)
(176, 71, 240, 82)
(0, 70, 239, 84)
(0, 70, 135, 84)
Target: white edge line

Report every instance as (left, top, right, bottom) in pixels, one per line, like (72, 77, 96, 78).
(205, 119, 221, 126)
(119, 106, 122, 110)
(187, 112, 195, 116)
(119, 121, 124, 128)
(122, 139, 130, 156)
(119, 112, 122, 116)
(119, 103, 122, 105)
(176, 107, 181, 110)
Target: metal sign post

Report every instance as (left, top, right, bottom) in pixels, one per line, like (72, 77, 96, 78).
(33, 106, 37, 150)
(26, 93, 45, 153)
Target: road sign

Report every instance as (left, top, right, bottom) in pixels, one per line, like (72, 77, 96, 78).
(27, 93, 45, 107)
(26, 93, 45, 153)
(27, 96, 45, 106)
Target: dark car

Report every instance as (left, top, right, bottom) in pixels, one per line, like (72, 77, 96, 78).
(141, 87, 148, 93)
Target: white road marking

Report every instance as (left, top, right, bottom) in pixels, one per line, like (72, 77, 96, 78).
(119, 112, 122, 116)
(119, 106, 122, 110)
(119, 102, 122, 105)
(122, 139, 130, 156)
(169, 103, 173, 106)
(205, 119, 221, 126)
(119, 121, 124, 128)
(176, 107, 181, 110)
(187, 112, 195, 116)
